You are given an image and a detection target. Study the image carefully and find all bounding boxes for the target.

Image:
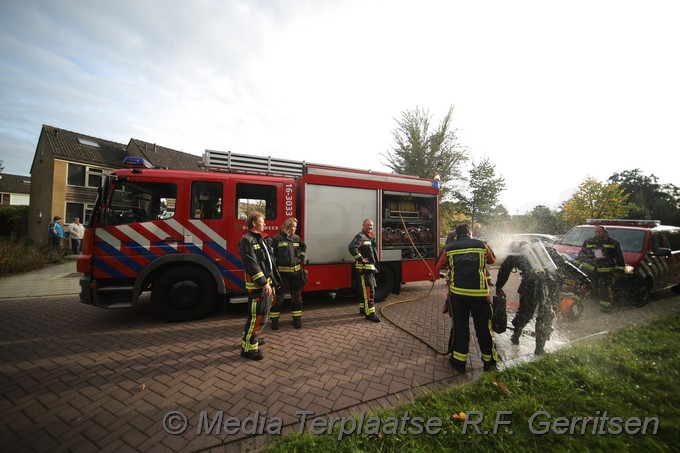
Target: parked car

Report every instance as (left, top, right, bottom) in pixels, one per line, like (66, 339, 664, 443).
(492, 233, 561, 263)
(512, 233, 561, 247)
(554, 219, 680, 306)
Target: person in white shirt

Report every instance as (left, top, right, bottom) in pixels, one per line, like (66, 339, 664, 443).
(69, 217, 85, 254)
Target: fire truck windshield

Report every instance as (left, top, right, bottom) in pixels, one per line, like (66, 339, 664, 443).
(104, 181, 177, 225)
(560, 226, 647, 253)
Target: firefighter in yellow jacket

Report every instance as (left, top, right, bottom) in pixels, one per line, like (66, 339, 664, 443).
(238, 212, 279, 361)
(271, 217, 307, 330)
(575, 225, 625, 311)
(436, 223, 499, 373)
(348, 218, 381, 323)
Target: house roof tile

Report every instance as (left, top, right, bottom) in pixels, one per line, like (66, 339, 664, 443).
(42, 125, 128, 168)
(0, 173, 31, 194)
(129, 139, 202, 170)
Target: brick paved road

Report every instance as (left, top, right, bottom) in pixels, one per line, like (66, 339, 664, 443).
(1, 274, 679, 452)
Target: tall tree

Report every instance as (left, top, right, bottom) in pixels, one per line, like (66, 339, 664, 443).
(523, 205, 567, 235)
(561, 177, 630, 227)
(608, 169, 680, 225)
(383, 106, 469, 198)
(456, 158, 506, 226)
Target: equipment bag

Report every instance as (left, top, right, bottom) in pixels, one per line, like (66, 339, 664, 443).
(492, 294, 508, 334)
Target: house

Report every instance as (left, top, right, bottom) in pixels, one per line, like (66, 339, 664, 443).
(28, 125, 202, 245)
(0, 173, 31, 206)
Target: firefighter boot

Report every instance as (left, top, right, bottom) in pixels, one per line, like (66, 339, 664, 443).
(535, 339, 546, 356)
(271, 318, 280, 330)
(483, 359, 497, 372)
(240, 350, 264, 361)
(511, 330, 521, 345)
(293, 316, 302, 329)
(365, 313, 381, 323)
(449, 356, 466, 374)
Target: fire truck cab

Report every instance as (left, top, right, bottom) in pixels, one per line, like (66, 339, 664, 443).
(77, 151, 440, 321)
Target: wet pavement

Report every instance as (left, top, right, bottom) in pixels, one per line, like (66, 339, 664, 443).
(1, 263, 679, 452)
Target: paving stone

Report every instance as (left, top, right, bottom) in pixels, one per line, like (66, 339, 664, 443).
(1, 270, 679, 451)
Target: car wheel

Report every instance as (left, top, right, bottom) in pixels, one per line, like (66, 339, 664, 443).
(151, 266, 217, 322)
(632, 282, 651, 307)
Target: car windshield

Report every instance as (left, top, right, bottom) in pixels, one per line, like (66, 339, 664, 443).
(560, 227, 646, 253)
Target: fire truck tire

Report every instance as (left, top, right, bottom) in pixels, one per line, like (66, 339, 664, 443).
(374, 267, 394, 302)
(151, 266, 217, 322)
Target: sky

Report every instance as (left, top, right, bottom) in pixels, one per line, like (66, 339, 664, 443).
(1, 0, 679, 214)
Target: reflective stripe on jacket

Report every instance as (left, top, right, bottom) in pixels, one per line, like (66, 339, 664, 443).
(438, 236, 495, 297)
(272, 232, 306, 274)
(239, 231, 277, 291)
(576, 236, 626, 273)
(348, 232, 378, 273)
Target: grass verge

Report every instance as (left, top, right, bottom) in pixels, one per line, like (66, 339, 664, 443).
(266, 313, 680, 451)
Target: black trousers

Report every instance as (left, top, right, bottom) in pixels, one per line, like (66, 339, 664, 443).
(450, 294, 497, 366)
(272, 272, 303, 319)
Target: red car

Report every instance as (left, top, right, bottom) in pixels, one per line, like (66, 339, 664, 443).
(555, 219, 680, 306)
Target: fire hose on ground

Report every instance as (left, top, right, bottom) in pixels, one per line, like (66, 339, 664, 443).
(378, 214, 451, 356)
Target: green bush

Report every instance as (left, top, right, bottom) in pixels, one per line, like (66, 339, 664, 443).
(0, 236, 59, 277)
(0, 205, 29, 237)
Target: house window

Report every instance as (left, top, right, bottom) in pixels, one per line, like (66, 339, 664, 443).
(78, 137, 100, 148)
(67, 163, 106, 188)
(84, 204, 94, 223)
(67, 163, 86, 186)
(0, 193, 8, 205)
(87, 168, 104, 188)
(66, 203, 95, 224)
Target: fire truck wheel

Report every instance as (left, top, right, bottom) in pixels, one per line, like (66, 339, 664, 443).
(374, 267, 394, 302)
(151, 266, 217, 322)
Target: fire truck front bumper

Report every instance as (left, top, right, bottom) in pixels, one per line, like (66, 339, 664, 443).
(79, 275, 135, 309)
(79, 276, 94, 305)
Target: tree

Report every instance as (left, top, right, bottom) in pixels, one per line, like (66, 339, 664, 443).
(514, 205, 567, 235)
(0, 160, 4, 173)
(455, 158, 506, 226)
(561, 177, 630, 227)
(608, 169, 680, 225)
(383, 106, 469, 199)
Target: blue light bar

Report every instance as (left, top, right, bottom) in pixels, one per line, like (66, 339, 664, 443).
(123, 156, 155, 168)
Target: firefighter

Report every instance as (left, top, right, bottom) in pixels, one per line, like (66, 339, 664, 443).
(348, 218, 381, 323)
(271, 217, 307, 330)
(575, 225, 625, 311)
(435, 223, 498, 373)
(495, 241, 552, 355)
(238, 212, 280, 361)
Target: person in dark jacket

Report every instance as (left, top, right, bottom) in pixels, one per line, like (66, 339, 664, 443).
(435, 223, 498, 373)
(271, 217, 307, 330)
(575, 225, 625, 311)
(496, 241, 551, 355)
(348, 218, 381, 323)
(238, 212, 279, 361)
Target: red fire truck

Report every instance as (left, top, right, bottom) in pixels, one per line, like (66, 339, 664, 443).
(77, 150, 440, 321)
